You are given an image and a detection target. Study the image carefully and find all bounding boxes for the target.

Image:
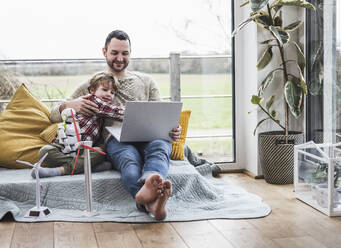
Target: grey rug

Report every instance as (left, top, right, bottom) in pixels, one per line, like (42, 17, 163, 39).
(0, 160, 271, 222)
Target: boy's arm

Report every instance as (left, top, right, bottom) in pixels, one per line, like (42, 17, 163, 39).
(91, 96, 125, 121)
(50, 80, 97, 123)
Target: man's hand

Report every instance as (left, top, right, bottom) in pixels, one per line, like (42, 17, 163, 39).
(60, 95, 98, 117)
(169, 125, 182, 141)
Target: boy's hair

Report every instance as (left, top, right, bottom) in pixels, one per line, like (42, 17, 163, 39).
(104, 30, 131, 51)
(88, 72, 118, 93)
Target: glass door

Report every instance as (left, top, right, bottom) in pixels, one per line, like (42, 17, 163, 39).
(306, 0, 339, 144)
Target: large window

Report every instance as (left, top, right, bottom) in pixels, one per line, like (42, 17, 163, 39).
(0, 0, 234, 163)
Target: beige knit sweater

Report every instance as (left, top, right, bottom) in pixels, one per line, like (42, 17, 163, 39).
(50, 71, 161, 143)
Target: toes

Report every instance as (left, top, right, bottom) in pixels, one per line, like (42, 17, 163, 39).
(148, 174, 164, 189)
(163, 180, 172, 189)
(151, 173, 162, 181)
(153, 181, 162, 189)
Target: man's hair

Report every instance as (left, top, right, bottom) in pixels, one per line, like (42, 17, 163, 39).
(88, 72, 118, 93)
(104, 30, 131, 51)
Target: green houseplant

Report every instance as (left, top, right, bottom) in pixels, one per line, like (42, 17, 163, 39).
(232, 0, 315, 184)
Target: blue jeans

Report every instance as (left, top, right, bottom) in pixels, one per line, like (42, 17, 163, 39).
(106, 136, 172, 198)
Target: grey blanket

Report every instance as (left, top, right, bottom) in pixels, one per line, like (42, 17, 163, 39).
(0, 159, 271, 222)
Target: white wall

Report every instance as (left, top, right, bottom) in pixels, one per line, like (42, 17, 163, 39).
(256, 7, 304, 134)
(220, 2, 304, 176)
(221, 1, 260, 175)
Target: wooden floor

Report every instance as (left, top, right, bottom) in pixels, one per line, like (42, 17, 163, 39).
(1, 173, 341, 248)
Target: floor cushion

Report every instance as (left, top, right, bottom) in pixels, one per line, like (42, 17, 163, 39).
(0, 84, 57, 169)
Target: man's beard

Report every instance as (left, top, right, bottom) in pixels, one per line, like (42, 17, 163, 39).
(106, 58, 128, 73)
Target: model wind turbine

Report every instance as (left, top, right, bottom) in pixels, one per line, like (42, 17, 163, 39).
(69, 109, 106, 216)
(16, 153, 51, 218)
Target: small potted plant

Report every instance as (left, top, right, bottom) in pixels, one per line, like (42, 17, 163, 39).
(232, 0, 315, 184)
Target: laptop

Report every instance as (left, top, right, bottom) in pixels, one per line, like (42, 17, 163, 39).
(106, 101, 183, 142)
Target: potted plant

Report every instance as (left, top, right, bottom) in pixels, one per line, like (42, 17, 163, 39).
(232, 0, 315, 184)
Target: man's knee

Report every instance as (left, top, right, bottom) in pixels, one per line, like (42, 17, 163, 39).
(107, 142, 142, 171)
(145, 139, 172, 155)
(122, 166, 141, 183)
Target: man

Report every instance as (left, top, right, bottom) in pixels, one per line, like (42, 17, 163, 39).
(50, 30, 181, 220)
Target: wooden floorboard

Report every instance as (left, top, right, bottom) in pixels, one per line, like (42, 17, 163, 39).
(132, 223, 188, 248)
(54, 222, 98, 248)
(94, 223, 143, 248)
(11, 222, 54, 248)
(273, 236, 328, 248)
(0, 220, 15, 248)
(171, 221, 234, 248)
(3, 173, 341, 248)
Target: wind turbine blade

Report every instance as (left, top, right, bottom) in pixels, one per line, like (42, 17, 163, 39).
(82, 145, 106, 155)
(16, 160, 34, 167)
(36, 152, 49, 166)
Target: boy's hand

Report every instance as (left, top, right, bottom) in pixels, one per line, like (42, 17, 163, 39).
(60, 95, 98, 117)
(116, 108, 125, 121)
(169, 125, 182, 141)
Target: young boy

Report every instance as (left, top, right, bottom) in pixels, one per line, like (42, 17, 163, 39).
(34, 72, 124, 178)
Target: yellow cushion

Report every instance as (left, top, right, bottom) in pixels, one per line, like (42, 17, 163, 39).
(40, 123, 58, 143)
(171, 110, 191, 160)
(0, 84, 54, 169)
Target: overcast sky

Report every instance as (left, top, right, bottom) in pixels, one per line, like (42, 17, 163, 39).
(0, 0, 339, 59)
(337, 1, 341, 47)
(0, 0, 230, 59)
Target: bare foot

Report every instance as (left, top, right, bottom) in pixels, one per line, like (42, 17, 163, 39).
(145, 180, 172, 221)
(135, 174, 163, 205)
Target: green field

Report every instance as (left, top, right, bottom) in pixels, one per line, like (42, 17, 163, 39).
(21, 73, 233, 129)
(19, 73, 233, 161)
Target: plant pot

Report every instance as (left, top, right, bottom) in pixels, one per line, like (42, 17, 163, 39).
(258, 131, 304, 184)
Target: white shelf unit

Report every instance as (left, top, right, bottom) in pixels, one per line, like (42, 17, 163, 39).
(294, 141, 341, 216)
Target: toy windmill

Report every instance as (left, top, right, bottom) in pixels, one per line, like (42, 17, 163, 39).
(69, 109, 106, 216)
(16, 153, 51, 218)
